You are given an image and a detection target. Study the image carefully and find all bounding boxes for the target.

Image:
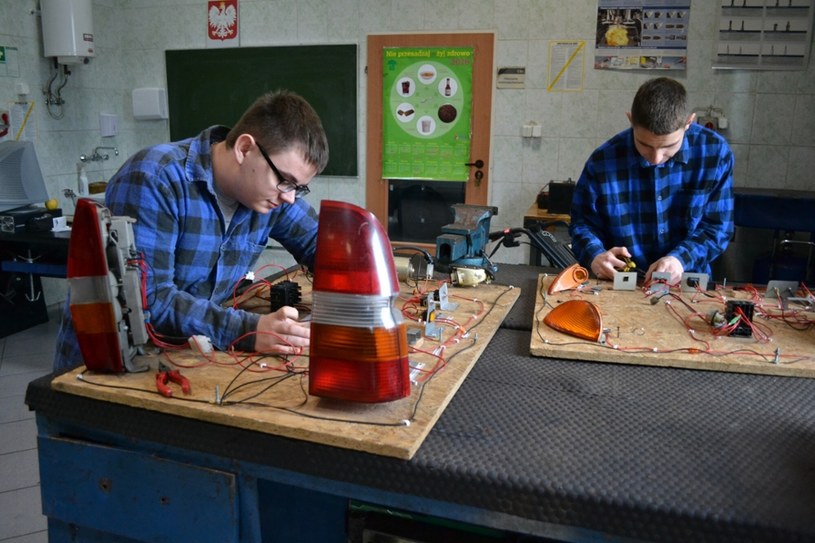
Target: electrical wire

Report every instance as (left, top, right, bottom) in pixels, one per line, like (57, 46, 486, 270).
(75, 276, 511, 429)
(535, 275, 815, 365)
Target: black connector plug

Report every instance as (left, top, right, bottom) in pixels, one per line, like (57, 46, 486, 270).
(269, 280, 302, 312)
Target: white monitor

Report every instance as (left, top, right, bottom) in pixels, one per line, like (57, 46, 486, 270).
(0, 140, 50, 213)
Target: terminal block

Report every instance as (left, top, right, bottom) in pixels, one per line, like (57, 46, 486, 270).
(269, 280, 302, 312)
(724, 300, 754, 338)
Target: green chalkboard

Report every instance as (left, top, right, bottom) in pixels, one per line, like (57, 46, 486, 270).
(165, 44, 357, 176)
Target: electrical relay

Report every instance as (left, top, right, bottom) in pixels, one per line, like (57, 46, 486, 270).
(269, 280, 302, 312)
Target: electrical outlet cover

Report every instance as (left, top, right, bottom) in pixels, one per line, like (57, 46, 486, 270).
(764, 280, 799, 300)
(648, 272, 673, 295)
(613, 271, 638, 291)
(697, 116, 717, 131)
(680, 272, 709, 293)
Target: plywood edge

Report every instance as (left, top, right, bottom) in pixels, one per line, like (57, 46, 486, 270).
(52, 283, 520, 460)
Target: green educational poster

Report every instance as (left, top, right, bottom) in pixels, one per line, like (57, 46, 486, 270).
(382, 47, 473, 181)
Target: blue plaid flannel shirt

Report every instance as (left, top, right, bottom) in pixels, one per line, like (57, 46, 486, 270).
(569, 122, 734, 277)
(54, 126, 319, 371)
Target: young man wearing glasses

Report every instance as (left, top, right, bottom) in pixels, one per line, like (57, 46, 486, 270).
(54, 90, 328, 371)
(569, 77, 734, 285)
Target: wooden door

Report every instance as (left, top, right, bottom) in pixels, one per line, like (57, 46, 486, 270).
(366, 32, 495, 246)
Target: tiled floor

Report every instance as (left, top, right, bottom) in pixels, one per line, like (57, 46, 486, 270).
(0, 304, 60, 542)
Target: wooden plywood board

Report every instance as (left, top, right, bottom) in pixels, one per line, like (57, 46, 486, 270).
(531, 274, 815, 378)
(53, 281, 519, 460)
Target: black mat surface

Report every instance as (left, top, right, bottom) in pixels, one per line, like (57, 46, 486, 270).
(492, 263, 552, 331)
(27, 324, 815, 542)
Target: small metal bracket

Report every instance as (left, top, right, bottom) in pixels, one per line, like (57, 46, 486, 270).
(680, 272, 709, 293)
(764, 280, 798, 300)
(424, 294, 444, 340)
(764, 280, 799, 310)
(612, 271, 638, 291)
(648, 272, 673, 296)
(436, 283, 458, 311)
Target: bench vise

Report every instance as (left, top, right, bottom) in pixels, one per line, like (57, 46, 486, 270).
(435, 204, 498, 280)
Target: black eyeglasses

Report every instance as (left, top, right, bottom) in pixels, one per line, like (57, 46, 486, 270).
(255, 141, 311, 198)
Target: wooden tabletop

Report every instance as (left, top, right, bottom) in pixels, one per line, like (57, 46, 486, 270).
(524, 202, 570, 223)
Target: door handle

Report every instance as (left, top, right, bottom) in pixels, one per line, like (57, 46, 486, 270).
(464, 159, 484, 168)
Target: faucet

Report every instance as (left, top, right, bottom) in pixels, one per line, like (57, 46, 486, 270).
(63, 188, 77, 207)
(80, 146, 119, 162)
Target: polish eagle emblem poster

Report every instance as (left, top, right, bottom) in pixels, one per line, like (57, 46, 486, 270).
(207, 0, 239, 48)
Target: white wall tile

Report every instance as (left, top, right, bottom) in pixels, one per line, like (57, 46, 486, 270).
(745, 145, 790, 188)
(729, 143, 750, 187)
(791, 95, 815, 146)
(751, 93, 796, 146)
(786, 147, 815, 190)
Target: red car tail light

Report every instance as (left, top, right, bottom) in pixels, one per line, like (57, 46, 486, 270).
(67, 198, 148, 373)
(309, 200, 410, 402)
(67, 198, 125, 372)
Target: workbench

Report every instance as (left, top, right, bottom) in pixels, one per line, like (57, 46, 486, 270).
(0, 228, 70, 337)
(26, 265, 815, 542)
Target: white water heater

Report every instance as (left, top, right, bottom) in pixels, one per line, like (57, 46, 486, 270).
(41, 0, 95, 64)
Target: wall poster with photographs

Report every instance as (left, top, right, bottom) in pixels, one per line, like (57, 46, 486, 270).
(594, 0, 691, 71)
(381, 47, 473, 181)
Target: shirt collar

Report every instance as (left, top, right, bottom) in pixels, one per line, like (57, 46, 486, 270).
(186, 125, 230, 192)
(629, 125, 692, 168)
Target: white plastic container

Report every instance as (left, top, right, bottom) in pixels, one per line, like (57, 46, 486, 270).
(77, 163, 89, 196)
(132, 88, 168, 120)
(41, 0, 95, 65)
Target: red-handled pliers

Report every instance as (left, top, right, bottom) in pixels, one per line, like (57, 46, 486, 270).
(155, 362, 191, 398)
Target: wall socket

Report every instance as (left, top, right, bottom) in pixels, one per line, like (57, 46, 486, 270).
(522, 121, 541, 138)
(697, 116, 718, 130)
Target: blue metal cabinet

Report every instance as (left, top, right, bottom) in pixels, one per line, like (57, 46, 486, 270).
(39, 435, 240, 542)
(36, 430, 350, 543)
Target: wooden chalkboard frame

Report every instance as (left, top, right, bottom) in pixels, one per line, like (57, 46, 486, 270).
(165, 44, 358, 176)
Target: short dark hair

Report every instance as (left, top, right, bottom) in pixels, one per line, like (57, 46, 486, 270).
(226, 90, 329, 174)
(630, 77, 688, 135)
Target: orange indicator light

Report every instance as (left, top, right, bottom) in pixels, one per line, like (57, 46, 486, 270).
(543, 299, 603, 342)
(548, 263, 589, 294)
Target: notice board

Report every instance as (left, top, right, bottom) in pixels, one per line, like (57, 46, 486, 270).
(165, 44, 358, 176)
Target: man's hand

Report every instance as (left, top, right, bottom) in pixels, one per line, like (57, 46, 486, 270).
(590, 247, 632, 280)
(645, 255, 684, 284)
(254, 306, 310, 354)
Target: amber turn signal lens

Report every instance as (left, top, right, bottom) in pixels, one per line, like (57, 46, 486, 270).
(548, 263, 589, 295)
(543, 299, 603, 342)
